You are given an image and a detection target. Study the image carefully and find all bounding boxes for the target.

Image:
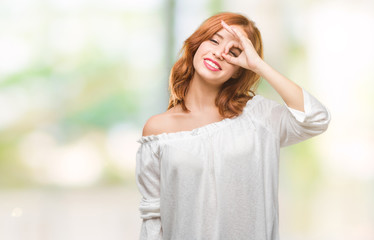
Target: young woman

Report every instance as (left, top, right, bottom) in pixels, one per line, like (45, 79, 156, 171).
(135, 12, 331, 240)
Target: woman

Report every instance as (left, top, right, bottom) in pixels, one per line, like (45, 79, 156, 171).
(135, 12, 331, 240)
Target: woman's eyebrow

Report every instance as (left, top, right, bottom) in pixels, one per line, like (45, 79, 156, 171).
(214, 33, 224, 39)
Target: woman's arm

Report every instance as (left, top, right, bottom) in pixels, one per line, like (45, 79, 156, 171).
(220, 20, 304, 112)
(222, 20, 331, 147)
(135, 139, 163, 240)
(253, 60, 305, 112)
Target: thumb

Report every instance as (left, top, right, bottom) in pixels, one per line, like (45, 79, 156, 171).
(222, 53, 240, 66)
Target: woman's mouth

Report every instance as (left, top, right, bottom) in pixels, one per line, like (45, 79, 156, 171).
(204, 58, 221, 71)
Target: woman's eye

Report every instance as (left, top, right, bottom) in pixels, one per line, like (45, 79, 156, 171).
(229, 51, 237, 57)
(209, 39, 218, 44)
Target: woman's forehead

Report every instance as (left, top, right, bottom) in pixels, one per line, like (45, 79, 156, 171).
(215, 25, 248, 40)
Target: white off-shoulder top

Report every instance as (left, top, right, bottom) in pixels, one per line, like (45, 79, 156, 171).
(135, 88, 331, 240)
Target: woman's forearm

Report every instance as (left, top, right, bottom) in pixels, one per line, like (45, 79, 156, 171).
(254, 60, 305, 112)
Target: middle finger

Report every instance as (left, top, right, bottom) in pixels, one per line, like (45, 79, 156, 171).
(221, 20, 236, 36)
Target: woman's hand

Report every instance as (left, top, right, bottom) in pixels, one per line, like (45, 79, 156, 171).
(220, 20, 263, 73)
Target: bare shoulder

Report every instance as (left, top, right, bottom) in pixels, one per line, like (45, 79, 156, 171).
(142, 111, 175, 137)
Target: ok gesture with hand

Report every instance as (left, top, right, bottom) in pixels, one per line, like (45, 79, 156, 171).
(220, 20, 263, 73)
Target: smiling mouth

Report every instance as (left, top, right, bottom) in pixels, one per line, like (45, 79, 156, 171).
(204, 58, 222, 71)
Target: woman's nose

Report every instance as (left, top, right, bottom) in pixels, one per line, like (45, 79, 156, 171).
(213, 46, 224, 61)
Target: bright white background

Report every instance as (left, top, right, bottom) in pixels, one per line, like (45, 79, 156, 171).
(0, 0, 373, 239)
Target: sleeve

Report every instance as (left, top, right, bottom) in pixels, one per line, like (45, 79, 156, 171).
(135, 141, 163, 240)
(258, 87, 331, 148)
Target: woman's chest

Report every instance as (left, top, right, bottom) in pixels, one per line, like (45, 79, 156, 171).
(159, 125, 264, 178)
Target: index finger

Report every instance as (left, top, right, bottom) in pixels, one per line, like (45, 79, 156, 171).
(223, 40, 242, 54)
(231, 27, 248, 43)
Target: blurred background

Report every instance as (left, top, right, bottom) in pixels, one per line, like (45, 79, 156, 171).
(0, 0, 373, 239)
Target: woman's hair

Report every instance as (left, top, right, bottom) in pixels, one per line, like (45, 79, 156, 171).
(166, 12, 264, 118)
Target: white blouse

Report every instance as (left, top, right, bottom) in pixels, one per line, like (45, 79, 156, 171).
(135, 88, 331, 240)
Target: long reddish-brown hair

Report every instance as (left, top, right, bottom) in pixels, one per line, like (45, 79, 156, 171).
(167, 12, 264, 118)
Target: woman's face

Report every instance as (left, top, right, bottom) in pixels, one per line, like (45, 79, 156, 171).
(192, 25, 246, 85)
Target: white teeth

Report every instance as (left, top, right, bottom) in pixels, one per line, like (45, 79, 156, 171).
(205, 59, 220, 69)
